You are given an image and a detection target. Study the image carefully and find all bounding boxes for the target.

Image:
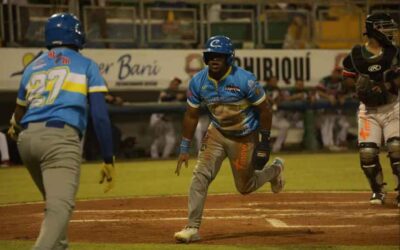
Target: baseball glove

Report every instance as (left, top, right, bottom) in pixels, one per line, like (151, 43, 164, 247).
(355, 74, 388, 107)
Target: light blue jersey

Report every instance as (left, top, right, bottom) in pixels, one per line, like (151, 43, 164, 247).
(187, 65, 266, 137)
(16, 48, 108, 134)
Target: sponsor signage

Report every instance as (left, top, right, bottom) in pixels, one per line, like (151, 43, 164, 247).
(0, 48, 348, 91)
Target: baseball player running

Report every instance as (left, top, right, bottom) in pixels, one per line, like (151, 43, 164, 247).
(8, 13, 116, 249)
(342, 13, 400, 207)
(174, 35, 285, 243)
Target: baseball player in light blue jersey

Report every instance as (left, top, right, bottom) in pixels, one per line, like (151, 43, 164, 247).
(8, 13, 115, 250)
(174, 35, 285, 243)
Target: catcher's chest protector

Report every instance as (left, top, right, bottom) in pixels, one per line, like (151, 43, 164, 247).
(350, 45, 400, 107)
(350, 45, 398, 83)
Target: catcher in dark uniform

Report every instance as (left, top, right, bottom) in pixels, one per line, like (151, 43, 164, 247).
(342, 13, 400, 207)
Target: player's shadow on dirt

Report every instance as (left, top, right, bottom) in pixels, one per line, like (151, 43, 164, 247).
(203, 229, 324, 242)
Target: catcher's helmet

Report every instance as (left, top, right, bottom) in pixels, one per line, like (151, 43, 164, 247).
(365, 13, 398, 46)
(45, 13, 86, 49)
(203, 35, 235, 65)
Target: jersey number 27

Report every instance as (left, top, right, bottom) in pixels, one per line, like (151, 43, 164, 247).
(27, 67, 69, 107)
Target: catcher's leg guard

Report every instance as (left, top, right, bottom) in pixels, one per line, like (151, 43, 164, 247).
(359, 142, 385, 193)
(387, 137, 400, 192)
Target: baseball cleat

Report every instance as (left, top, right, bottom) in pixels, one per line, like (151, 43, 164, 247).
(270, 157, 285, 193)
(174, 226, 201, 243)
(369, 192, 386, 205)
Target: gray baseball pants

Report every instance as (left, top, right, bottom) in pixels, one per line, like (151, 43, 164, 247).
(18, 122, 81, 250)
(358, 101, 400, 145)
(187, 125, 280, 228)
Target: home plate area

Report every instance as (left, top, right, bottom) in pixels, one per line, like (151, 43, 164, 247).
(0, 192, 399, 246)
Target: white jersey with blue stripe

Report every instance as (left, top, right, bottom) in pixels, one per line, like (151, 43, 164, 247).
(187, 65, 266, 137)
(16, 48, 108, 134)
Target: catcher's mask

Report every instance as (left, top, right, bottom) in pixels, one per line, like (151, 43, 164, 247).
(365, 13, 399, 47)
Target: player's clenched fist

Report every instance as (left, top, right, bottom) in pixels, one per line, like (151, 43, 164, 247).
(99, 162, 116, 193)
(8, 114, 22, 141)
(7, 125, 21, 141)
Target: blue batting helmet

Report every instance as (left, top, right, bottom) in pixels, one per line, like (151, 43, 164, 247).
(45, 13, 86, 49)
(203, 35, 235, 65)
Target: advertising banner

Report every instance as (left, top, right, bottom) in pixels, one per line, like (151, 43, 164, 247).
(0, 48, 349, 91)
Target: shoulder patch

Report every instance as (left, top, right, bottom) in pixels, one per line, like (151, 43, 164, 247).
(247, 79, 256, 89)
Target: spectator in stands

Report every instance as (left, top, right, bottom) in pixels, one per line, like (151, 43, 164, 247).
(0, 131, 11, 167)
(283, 14, 310, 49)
(88, 0, 110, 48)
(264, 76, 290, 152)
(156, 2, 194, 48)
(316, 67, 350, 151)
(150, 77, 186, 159)
(161, 10, 180, 42)
(207, 4, 221, 22)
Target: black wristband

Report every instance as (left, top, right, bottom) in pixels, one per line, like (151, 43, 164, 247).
(259, 129, 271, 142)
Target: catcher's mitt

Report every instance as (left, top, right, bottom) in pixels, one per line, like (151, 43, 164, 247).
(355, 74, 389, 107)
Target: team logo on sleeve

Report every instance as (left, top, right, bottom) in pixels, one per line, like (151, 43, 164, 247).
(247, 80, 256, 89)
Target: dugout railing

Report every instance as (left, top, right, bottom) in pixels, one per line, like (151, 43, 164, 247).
(2, 0, 399, 48)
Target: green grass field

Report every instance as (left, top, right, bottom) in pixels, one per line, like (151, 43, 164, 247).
(0, 153, 397, 250)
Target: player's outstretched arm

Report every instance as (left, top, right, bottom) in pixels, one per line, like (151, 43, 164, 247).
(175, 105, 200, 176)
(89, 92, 115, 193)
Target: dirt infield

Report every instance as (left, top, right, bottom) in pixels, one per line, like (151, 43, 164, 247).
(0, 192, 399, 246)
